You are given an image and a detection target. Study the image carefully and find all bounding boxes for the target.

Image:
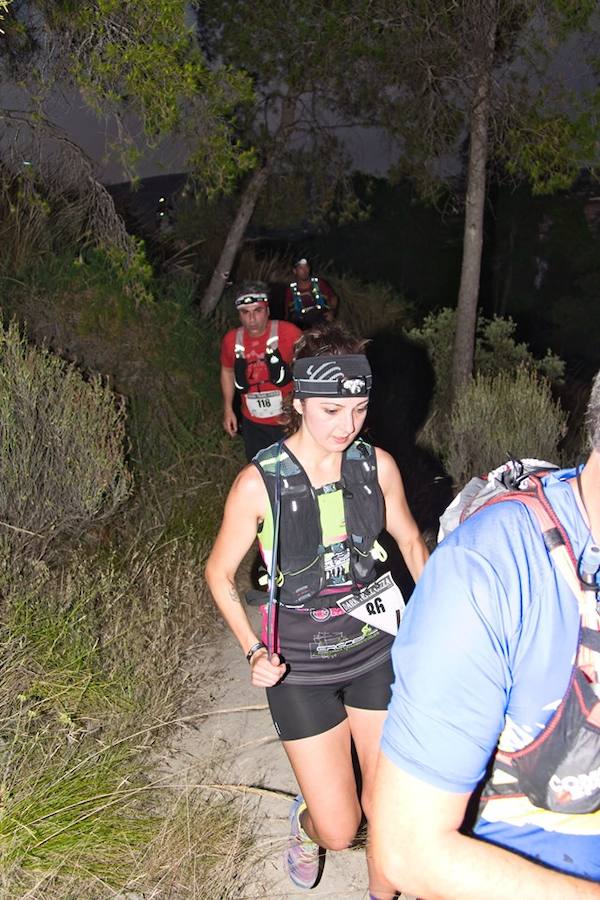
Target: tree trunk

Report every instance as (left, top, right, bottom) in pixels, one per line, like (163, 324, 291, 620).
(450, 7, 498, 395)
(200, 95, 296, 318)
(199, 161, 274, 317)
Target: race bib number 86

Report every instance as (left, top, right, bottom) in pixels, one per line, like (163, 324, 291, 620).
(336, 572, 405, 636)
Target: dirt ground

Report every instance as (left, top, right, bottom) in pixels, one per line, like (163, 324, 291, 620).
(168, 602, 414, 900)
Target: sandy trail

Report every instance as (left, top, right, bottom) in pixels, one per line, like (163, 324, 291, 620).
(169, 599, 415, 900)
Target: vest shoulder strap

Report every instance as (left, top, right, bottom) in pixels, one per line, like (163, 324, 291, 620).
(234, 327, 245, 359)
(235, 322, 279, 360)
(289, 281, 303, 314)
(266, 319, 279, 351)
(483, 477, 576, 567)
(257, 438, 376, 479)
(344, 438, 377, 465)
(482, 479, 599, 626)
(254, 443, 299, 480)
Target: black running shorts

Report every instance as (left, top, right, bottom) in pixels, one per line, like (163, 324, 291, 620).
(240, 416, 284, 462)
(265, 658, 394, 741)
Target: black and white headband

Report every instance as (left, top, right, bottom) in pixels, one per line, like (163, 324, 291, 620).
(293, 355, 372, 399)
(234, 291, 268, 309)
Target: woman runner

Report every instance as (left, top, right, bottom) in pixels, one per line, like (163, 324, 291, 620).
(205, 326, 428, 898)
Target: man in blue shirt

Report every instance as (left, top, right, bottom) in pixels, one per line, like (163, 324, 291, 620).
(370, 373, 600, 898)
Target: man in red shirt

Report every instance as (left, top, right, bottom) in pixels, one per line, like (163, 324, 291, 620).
(285, 257, 339, 329)
(220, 282, 302, 461)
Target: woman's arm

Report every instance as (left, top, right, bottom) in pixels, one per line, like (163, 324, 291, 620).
(375, 447, 429, 583)
(205, 464, 286, 686)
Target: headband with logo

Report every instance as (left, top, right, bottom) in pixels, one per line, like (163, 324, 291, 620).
(235, 291, 269, 309)
(293, 355, 372, 399)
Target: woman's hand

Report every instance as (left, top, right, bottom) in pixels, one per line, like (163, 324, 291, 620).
(250, 650, 286, 687)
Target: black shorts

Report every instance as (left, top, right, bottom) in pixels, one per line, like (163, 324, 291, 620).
(240, 416, 284, 462)
(266, 658, 394, 741)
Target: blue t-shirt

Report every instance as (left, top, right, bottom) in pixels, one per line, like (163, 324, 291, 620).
(382, 469, 600, 881)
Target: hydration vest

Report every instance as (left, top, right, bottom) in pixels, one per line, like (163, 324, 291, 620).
(233, 320, 292, 392)
(289, 277, 328, 318)
(441, 462, 600, 817)
(254, 439, 385, 608)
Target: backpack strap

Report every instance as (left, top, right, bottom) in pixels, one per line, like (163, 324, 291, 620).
(289, 281, 303, 315)
(234, 327, 245, 359)
(485, 478, 599, 666)
(311, 277, 328, 308)
(265, 320, 279, 352)
(483, 476, 576, 567)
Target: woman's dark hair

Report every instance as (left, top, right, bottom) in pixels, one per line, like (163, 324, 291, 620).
(283, 324, 368, 435)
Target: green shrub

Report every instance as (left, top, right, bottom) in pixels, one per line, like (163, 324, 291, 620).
(410, 307, 564, 399)
(445, 368, 568, 487)
(0, 318, 132, 560)
(0, 556, 154, 895)
(334, 274, 414, 336)
(410, 307, 565, 457)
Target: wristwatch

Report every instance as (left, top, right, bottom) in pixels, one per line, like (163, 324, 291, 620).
(246, 641, 267, 663)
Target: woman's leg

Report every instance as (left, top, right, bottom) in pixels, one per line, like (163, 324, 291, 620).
(282, 717, 362, 851)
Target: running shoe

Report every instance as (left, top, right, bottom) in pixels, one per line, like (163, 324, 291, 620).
(284, 794, 323, 890)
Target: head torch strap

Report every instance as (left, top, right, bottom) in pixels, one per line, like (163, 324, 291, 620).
(235, 292, 268, 308)
(293, 355, 372, 399)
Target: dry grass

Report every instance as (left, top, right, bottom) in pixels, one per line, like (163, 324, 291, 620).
(0, 257, 251, 895)
(0, 493, 249, 898)
(132, 783, 257, 898)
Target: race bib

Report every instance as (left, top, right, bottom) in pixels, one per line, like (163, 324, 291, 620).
(336, 572, 405, 636)
(245, 390, 283, 419)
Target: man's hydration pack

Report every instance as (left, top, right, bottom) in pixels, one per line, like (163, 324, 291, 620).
(233, 321, 292, 391)
(440, 459, 600, 815)
(289, 277, 328, 319)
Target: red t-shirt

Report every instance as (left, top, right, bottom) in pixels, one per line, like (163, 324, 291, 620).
(220, 319, 302, 425)
(285, 277, 336, 318)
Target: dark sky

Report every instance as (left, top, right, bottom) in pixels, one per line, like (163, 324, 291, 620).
(1, 9, 595, 187)
(45, 94, 395, 186)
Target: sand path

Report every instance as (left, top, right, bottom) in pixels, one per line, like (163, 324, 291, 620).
(169, 600, 415, 900)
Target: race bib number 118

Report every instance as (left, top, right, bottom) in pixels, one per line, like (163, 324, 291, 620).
(245, 390, 283, 419)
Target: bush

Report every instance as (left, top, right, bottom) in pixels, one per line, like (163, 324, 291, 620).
(445, 368, 568, 487)
(409, 307, 564, 400)
(334, 274, 414, 336)
(410, 307, 565, 458)
(0, 318, 132, 560)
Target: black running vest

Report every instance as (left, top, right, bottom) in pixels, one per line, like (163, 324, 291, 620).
(254, 439, 384, 608)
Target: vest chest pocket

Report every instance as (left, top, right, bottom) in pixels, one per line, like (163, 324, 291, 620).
(278, 484, 324, 603)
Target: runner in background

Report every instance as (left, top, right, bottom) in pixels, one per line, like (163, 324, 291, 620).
(285, 257, 339, 329)
(220, 282, 301, 462)
(206, 324, 428, 898)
